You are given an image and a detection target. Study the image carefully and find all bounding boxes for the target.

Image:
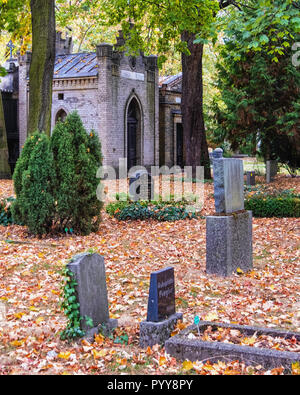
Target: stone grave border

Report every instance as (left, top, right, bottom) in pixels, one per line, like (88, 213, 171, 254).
(165, 321, 300, 371)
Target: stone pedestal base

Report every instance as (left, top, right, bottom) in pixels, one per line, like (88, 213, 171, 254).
(85, 318, 118, 342)
(206, 211, 253, 277)
(139, 313, 183, 348)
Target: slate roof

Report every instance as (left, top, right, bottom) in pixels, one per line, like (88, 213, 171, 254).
(54, 52, 98, 79)
(159, 72, 182, 91)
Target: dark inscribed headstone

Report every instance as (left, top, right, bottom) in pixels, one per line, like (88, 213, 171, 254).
(246, 171, 256, 186)
(140, 267, 183, 348)
(129, 169, 154, 201)
(147, 267, 176, 322)
(266, 160, 278, 183)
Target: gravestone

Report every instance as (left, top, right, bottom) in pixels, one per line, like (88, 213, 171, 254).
(67, 253, 117, 338)
(129, 169, 154, 201)
(246, 171, 256, 186)
(206, 211, 253, 277)
(266, 160, 278, 183)
(206, 148, 253, 277)
(140, 267, 183, 348)
(147, 267, 176, 322)
(212, 149, 244, 214)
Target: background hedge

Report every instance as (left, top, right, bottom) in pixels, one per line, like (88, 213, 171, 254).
(245, 190, 300, 218)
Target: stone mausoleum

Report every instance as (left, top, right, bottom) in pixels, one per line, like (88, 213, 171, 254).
(0, 32, 183, 174)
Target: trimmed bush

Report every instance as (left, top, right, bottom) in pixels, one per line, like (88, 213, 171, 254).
(51, 112, 103, 235)
(12, 132, 56, 235)
(12, 112, 104, 236)
(245, 191, 300, 218)
(13, 133, 41, 196)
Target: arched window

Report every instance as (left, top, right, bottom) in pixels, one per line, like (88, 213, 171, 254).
(55, 109, 67, 124)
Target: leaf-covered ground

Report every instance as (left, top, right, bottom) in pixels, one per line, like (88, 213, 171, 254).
(0, 176, 299, 375)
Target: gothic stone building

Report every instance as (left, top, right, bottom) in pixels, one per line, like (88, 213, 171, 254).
(0, 32, 182, 174)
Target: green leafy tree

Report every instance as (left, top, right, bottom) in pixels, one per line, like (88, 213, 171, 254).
(210, 0, 300, 173)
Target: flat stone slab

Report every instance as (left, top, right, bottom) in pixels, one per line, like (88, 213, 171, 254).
(165, 321, 300, 371)
(140, 313, 183, 348)
(206, 211, 253, 277)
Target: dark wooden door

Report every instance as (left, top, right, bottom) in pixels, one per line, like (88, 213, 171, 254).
(176, 123, 184, 168)
(127, 117, 137, 169)
(2, 93, 19, 174)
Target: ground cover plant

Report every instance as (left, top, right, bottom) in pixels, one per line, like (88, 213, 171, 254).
(106, 199, 199, 222)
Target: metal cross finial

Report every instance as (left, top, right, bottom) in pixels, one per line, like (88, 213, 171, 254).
(7, 40, 15, 60)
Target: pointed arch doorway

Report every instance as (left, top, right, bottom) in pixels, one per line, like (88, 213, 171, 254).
(127, 97, 142, 170)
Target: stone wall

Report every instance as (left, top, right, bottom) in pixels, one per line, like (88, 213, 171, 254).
(159, 87, 182, 168)
(96, 44, 159, 169)
(51, 78, 99, 132)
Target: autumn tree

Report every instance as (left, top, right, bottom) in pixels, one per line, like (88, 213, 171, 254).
(0, 0, 28, 178)
(28, 0, 56, 136)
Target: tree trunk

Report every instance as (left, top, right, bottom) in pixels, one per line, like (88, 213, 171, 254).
(0, 93, 11, 179)
(28, 0, 56, 136)
(181, 32, 211, 179)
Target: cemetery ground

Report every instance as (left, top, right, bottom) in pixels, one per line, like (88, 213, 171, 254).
(0, 174, 299, 375)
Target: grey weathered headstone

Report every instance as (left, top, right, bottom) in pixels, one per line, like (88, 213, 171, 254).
(206, 211, 253, 277)
(266, 160, 278, 183)
(212, 149, 244, 214)
(206, 148, 253, 277)
(67, 253, 117, 337)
